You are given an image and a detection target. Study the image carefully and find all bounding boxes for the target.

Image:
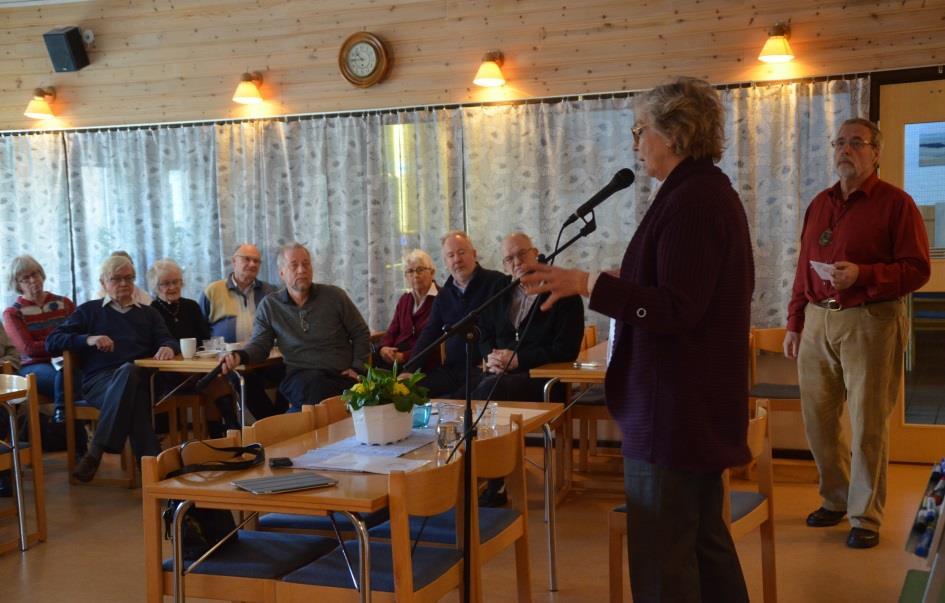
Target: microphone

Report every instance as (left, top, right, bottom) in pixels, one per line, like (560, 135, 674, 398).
(562, 168, 635, 228)
(195, 360, 227, 391)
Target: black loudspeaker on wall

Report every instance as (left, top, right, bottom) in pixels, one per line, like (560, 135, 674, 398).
(43, 26, 89, 72)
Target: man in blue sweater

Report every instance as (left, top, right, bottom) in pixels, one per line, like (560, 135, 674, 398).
(46, 255, 178, 482)
(410, 231, 507, 398)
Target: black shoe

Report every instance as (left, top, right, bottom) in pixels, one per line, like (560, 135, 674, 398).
(479, 480, 508, 508)
(0, 471, 11, 497)
(72, 453, 101, 483)
(806, 507, 846, 527)
(847, 527, 879, 549)
(52, 407, 66, 424)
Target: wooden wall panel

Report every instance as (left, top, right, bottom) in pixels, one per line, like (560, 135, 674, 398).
(0, 0, 943, 130)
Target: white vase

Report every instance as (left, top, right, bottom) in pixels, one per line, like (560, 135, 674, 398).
(351, 404, 413, 445)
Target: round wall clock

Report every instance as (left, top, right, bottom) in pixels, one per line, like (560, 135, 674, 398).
(339, 32, 391, 88)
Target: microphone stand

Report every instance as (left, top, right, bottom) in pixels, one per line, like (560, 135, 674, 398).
(404, 211, 598, 603)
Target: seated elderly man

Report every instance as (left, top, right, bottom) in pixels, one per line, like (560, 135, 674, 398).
(473, 232, 584, 401)
(375, 249, 439, 369)
(222, 243, 371, 409)
(46, 254, 177, 482)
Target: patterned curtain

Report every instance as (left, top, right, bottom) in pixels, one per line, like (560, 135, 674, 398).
(0, 132, 71, 304)
(63, 126, 219, 303)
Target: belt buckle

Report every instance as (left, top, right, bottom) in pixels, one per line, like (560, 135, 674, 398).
(824, 298, 842, 311)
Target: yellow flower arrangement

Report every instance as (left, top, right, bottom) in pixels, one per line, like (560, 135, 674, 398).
(342, 362, 429, 413)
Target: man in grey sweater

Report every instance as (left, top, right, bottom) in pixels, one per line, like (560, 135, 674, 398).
(222, 242, 371, 410)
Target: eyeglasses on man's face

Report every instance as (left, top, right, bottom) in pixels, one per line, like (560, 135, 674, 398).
(404, 267, 431, 276)
(108, 275, 136, 285)
(830, 138, 874, 151)
(234, 255, 261, 265)
(502, 248, 536, 266)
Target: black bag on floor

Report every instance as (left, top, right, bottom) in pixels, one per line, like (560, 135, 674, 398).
(160, 441, 264, 560)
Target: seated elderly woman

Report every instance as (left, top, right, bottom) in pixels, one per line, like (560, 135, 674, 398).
(3, 254, 76, 422)
(375, 249, 439, 369)
(46, 254, 178, 482)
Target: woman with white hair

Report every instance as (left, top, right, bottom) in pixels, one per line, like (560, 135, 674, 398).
(46, 254, 177, 482)
(3, 255, 74, 421)
(147, 259, 210, 342)
(375, 249, 438, 368)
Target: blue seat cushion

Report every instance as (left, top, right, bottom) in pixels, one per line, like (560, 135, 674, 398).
(0, 442, 31, 454)
(161, 529, 337, 579)
(730, 490, 767, 522)
(749, 382, 800, 399)
(259, 508, 389, 532)
(281, 539, 462, 592)
(613, 504, 626, 513)
(368, 507, 520, 544)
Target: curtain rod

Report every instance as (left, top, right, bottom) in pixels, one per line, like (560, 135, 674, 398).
(0, 69, 879, 138)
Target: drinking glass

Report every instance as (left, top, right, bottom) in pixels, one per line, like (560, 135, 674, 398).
(436, 402, 464, 450)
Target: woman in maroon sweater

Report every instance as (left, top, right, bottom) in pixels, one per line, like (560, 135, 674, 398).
(375, 249, 439, 369)
(524, 77, 754, 602)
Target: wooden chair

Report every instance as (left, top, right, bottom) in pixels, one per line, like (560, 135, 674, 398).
(369, 414, 532, 602)
(141, 433, 338, 603)
(251, 402, 388, 537)
(571, 325, 612, 471)
(607, 399, 777, 603)
(62, 350, 137, 488)
(275, 455, 467, 603)
(0, 373, 47, 554)
(749, 326, 801, 413)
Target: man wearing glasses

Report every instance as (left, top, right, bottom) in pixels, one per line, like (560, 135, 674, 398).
(222, 243, 371, 410)
(46, 254, 178, 482)
(473, 232, 584, 402)
(784, 118, 930, 549)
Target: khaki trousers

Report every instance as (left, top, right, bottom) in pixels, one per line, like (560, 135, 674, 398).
(798, 299, 906, 531)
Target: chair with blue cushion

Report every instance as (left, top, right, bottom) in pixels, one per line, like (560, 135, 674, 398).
(141, 432, 338, 602)
(749, 326, 800, 411)
(368, 414, 532, 601)
(607, 400, 777, 603)
(62, 350, 137, 488)
(276, 454, 467, 602)
(0, 373, 47, 555)
(245, 403, 389, 537)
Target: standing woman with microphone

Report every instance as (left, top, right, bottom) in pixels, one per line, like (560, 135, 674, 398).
(523, 77, 754, 602)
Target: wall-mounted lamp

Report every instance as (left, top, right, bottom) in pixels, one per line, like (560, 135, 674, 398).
(473, 52, 505, 87)
(758, 23, 794, 63)
(232, 72, 263, 104)
(24, 87, 56, 120)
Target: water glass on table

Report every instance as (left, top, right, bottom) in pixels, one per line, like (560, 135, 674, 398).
(436, 402, 464, 451)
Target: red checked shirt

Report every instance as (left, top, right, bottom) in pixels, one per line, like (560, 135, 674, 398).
(787, 171, 930, 332)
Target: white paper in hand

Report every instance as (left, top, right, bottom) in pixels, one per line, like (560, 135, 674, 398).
(810, 260, 836, 283)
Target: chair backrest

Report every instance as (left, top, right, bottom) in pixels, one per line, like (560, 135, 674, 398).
(242, 405, 319, 446)
(387, 455, 465, 595)
(314, 395, 349, 426)
(749, 327, 787, 385)
(143, 432, 242, 484)
(723, 398, 773, 525)
(580, 325, 597, 351)
(471, 414, 524, 480)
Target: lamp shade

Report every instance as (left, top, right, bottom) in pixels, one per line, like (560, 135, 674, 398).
(758, 34, 794, 63)
(473, 59, 505, 87)
(232, 73, 263, 104)
(24, 88, 54, 119)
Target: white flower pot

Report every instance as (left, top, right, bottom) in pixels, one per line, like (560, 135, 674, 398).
(351, 404, 413, 445)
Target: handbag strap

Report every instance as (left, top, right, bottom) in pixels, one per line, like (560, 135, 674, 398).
(166, 441, 265, 478)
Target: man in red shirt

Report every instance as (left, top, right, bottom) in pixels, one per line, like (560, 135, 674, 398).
(784, 118, 930, 549)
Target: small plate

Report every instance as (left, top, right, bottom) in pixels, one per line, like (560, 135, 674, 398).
(194, 350, 220, 359)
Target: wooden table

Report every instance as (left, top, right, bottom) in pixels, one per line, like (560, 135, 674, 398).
(143, 400, 562, 602)
(135, 349, 283, 427)
(530, 341, 607, 496)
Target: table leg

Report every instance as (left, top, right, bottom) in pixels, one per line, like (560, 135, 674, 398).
(339, 511, 371, 602)
(542, 423, 558, 592)
(2, 400, 27, 551)
(172, 500, 194, 603)
(143, 492, 164, 603)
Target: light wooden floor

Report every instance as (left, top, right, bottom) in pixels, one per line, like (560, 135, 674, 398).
(0, 448, 932, 602)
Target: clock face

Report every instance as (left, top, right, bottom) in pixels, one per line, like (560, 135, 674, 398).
(347, 42, 378, 77)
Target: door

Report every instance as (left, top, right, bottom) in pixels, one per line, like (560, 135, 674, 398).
(879, 79, 945, 463)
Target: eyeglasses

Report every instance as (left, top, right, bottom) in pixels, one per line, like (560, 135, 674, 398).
(234, 255, 261, 265)
(16, 271, 41, 284)
(404, 267, 431, 276)
(830, 138, 874, 151)
(157, 279, 182, 288)
(502, 248, 536, 266)
(107, 275, 136, 285)
(631, 124, 648, 144)
(298, 311, 309, 333)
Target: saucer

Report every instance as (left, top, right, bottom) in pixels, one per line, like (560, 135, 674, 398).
(194, 350, 220, 359)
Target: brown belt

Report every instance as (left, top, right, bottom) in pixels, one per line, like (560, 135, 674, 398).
(812, 298, 897, 312)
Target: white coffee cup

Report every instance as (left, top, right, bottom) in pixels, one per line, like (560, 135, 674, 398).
(180, 338, 197, 359)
